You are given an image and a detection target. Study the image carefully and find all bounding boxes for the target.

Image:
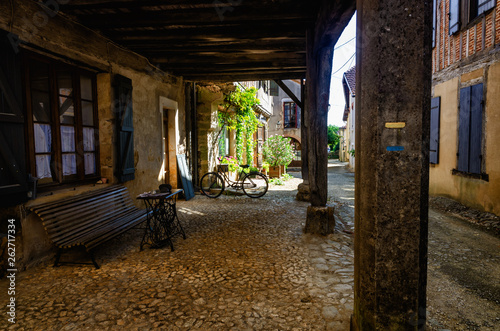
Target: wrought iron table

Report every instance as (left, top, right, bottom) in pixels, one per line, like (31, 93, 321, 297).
(137, 189, 186, 251)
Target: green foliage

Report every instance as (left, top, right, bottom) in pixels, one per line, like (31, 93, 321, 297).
(218, 86, 261, 165)
(262, 135, 294, 167)
(262, 162, 270, 172)
(218, 155, 239, 172)
(328, 125, 340, 151)
(269, 178, 285, 185)
(281, 173, 293, 181)
(348, 149, 355, 157)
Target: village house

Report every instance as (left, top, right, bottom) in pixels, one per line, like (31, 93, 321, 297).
(195, 80, 273, 181)
(342, 66, 356, 171)
(268, 80, 303, 167)
(430, 0, 500, 216)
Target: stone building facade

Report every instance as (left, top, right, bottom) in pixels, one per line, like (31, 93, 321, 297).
(431, 0, 500, 216)
(268, 80, 302, 167)
(0, 5, 191, 271)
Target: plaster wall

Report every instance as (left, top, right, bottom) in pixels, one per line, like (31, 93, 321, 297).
(269, 80, 302, 141)
(430, 63, 500, 216)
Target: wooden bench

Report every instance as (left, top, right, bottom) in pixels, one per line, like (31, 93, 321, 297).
(29, 185, 148, 269)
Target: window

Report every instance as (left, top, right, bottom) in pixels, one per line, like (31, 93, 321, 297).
(450, 0, 496, 34)
(25, 54, 99, 186)
(457, 83, 483, 174)
(283, 102, 298, 128)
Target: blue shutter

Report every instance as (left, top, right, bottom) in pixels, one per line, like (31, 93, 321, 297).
(458, 87, 470, 172)
(114, 75, 135, 183)
(449, 0, 460, 35)
(432, 0, 437, 48)
(430, 97, 440, 164)
(469, 84, 483, 174)
(478, 0, 495, 15)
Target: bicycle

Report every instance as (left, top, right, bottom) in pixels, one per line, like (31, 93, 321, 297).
(200, 164, 269, 198)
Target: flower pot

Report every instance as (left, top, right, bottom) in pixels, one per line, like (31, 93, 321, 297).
(269, 166, 282, 178)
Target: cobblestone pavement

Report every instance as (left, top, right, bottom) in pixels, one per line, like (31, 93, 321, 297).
(0, 165, 355, 330)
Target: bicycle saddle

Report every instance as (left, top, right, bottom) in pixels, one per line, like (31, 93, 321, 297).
(240, 165, 250, 169)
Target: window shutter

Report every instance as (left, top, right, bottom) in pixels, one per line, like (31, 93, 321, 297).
(449, 0, 460, 35)
(114, 74, 135, 183)
(478, 0, 495, 15)
(0, 38, 28, 207)
(458, 87, 471, 172)
(432, 0, 437, 48)
(430, 97, 440, 164)
(469, 83, 483, 174)
(269, 80, 279, 97)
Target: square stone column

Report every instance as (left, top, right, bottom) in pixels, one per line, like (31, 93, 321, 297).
(353, 0, 432, 329)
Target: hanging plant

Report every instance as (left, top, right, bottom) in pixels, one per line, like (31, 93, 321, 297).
(218, 86, 261, 165)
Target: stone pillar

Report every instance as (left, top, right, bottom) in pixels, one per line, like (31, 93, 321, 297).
(353, 0, 432, 330)
(196, 85, 224, 176)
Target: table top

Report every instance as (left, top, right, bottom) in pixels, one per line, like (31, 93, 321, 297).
(136, 189, 183, 200)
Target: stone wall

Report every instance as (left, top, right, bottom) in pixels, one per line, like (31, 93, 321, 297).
(0, 1, 187, 272)
(195, 84, 235, 178)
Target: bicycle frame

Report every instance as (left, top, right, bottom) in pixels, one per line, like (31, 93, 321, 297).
(217, 168, 246, 189)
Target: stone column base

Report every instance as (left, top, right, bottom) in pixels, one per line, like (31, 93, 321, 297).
(304, 205, 335, 235)
(296, 183, 311, 202)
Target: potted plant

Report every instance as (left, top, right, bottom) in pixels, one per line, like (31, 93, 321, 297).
(262, 135, 294, 178)
(261, 162, 270, 176)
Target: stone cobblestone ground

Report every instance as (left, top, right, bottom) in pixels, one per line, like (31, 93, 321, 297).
(0, 169, 355, 330)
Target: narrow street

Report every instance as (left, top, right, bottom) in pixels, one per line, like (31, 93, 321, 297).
(321, 160, 500, 330)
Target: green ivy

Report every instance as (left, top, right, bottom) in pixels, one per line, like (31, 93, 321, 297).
(218, 86, 261, 165)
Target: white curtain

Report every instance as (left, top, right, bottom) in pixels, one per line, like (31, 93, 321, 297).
(34, 124, 52, 179)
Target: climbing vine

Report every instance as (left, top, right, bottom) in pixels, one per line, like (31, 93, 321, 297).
(218, 86, 261, 165)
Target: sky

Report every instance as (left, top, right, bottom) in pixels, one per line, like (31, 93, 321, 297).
(328, 14, 357, 127)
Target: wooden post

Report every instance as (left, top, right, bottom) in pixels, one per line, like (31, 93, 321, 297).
(306, 31, 333, 207)
(301, 78, 308, 183)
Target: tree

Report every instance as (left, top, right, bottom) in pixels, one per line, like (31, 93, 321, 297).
(327, 125, 340, 151)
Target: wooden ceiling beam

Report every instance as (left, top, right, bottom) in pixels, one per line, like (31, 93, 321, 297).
(124, 38, 306, 52)
(78, 12, 313, 29)
(181, 71, 306, 82)
(148, 53, 306, 65)
(62, 0, 310, 11)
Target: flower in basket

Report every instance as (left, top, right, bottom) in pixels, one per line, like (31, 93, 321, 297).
(218, 155, 240, 172)
(262, 135, 294, 167)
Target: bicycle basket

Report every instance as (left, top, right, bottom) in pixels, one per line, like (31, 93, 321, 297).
(217, 164, 229, 173)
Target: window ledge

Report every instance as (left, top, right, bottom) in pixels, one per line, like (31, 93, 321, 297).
(452, 169, 489, 181)
(25, 183, 112, 209)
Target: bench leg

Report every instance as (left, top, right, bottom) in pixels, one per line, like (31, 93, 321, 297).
(90, 251, 100, 269)
(54, 249, 62, 267)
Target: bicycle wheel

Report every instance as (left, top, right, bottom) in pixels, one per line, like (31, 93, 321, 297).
(200, 172, 225, 198)
(242, 172, 269, 198)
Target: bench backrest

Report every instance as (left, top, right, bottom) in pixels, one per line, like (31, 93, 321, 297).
(30, 185, 137, 246)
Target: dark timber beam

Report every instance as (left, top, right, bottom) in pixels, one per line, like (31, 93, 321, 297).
(303, 0, 355, 234)
(353, 0, 431, 329)
(274, 80, 303, 109)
